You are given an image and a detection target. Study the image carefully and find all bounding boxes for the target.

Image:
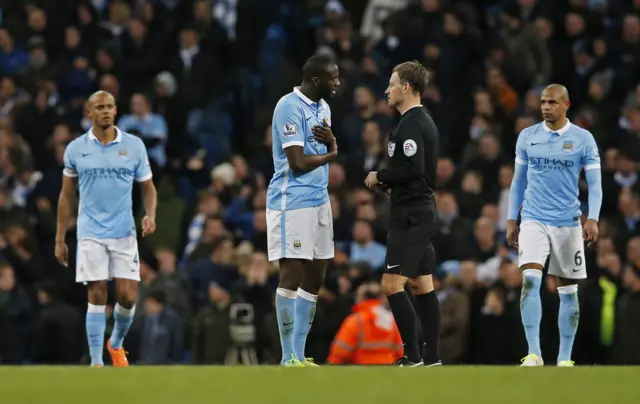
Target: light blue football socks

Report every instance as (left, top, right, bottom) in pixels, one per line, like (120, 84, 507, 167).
(520, 269, 543, 357)
(557, 284, 580, 363)
(275, 288, 297, 364)
(86, 303, 106, 366)
(293, 288, 318, 361)
(110, 303, 135, 349)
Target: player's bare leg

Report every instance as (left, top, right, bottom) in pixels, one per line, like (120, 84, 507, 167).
(381, 273, 423, 366)
(408, 275, 442, 366)
(87, 281, 108, 367)
(519, 263, 544, 367)
(107, 278, 138, 367)
(276, 259, 305, 366)
(292, 259, 328, 366)
(555, 276, 579, 367)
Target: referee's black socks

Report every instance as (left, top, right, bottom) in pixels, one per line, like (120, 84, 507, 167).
(387, 291, 422, 363)
(415, 291, 441, 364)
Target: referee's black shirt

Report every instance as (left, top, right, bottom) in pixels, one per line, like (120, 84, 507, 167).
(377, 105, 438, 209)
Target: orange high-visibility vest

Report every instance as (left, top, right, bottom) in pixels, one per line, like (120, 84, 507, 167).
(328, 299, 403, 365)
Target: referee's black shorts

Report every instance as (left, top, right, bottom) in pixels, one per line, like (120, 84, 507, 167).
(384, 205, 436, 278)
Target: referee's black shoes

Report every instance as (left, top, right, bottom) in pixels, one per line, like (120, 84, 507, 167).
(390, 357, 443, 367)
(391, 356, 424, 367)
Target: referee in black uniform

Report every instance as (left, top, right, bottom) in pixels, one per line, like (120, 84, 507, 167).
(364, 61, 441, 367)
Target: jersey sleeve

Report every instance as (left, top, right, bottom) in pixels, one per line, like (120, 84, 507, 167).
(581, 134, 601, 171)
(62, 143, 77, 177)
(135, 141, 153, 182)
(273, 100, 305, 149)
(514, 130, 528, 165)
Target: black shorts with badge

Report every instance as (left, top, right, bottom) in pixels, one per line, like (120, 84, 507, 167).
(384, 204, 436, 278)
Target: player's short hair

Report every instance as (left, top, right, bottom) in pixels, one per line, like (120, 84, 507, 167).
(393, 61, 429, 95)
(302, 54, 336, 81)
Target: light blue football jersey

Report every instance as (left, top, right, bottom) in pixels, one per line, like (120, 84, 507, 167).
(267, 87, 331, 211)
(63, 128, 153, 239)
(514, 120, 601, 227)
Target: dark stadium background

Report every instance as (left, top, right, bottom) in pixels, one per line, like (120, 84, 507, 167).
(0, 0, 639, 366)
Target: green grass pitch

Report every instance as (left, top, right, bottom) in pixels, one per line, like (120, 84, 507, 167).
(2, 366, 638, 403)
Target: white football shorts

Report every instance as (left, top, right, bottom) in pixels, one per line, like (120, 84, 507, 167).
(518, 221, 586, 279)
(76, 236, 140, 283)
(266, 202, 334, 261)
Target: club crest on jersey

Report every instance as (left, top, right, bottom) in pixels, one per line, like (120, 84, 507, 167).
(388, 141, 396, 157)
(562, 141, 573, 153)
(293, 239, 302, 249)
(283, 124, 298, 136)
(118, 149, 128, 157)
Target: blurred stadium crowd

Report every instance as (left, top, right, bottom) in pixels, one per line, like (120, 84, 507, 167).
(0, 0, 639, 366)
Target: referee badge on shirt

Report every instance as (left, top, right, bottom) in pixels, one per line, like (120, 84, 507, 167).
(388, 141, 396, 157)
(283, 124, 298, 136)
(561, 141, 573, 153)
(403, 139, 417, 157)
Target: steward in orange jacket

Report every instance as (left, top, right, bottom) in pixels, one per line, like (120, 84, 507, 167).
(328, 286, 403, 365)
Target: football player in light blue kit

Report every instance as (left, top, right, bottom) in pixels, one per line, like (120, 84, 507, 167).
(507, 84, 602, 367)
(266, 54, 340, 367)
(55, 91, 158, 367)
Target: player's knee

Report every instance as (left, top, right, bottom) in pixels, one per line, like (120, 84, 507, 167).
(278, 259, 305, 290)
(87, 281, 108, 305)
(115, 280, 138, 308)
(381, 275, 405, 296)
(301, 260, 328, 294)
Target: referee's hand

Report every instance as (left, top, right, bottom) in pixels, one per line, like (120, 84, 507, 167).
(364, 171, 379, 188)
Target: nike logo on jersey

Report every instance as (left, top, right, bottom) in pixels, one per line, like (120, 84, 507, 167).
(531, 142, 541, 146)
(81, 153, 91, 157)
(387, 264, 400, 269)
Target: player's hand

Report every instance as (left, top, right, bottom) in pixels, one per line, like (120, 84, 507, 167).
(583, 219, 599, 247)
(506, 220, 519, 248)
(141, 215, 156, 237)
(364, 171, 379, 188)
(312, 118, 335, 145)
(55, 241, 69, 267)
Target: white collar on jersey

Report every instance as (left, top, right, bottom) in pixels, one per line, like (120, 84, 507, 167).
(88, 126, 123, 144)
(293, 87, 327, 110)
(400, 104, 422, 115)
(542, 118, 571, 135)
